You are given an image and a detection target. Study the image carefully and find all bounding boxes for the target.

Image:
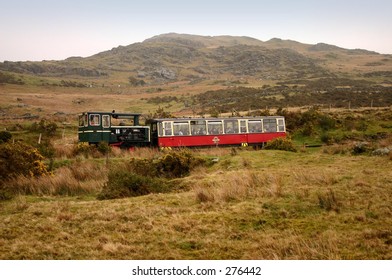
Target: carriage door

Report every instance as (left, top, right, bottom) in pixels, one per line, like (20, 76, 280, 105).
(239, 119, 248, 143)
(150, 121, 159, 146)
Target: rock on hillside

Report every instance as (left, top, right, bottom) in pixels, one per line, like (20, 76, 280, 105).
(0, 33, 390, 84)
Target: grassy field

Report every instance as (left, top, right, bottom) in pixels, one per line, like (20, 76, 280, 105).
(1, 75, 392, 260)
(1, 147, 391, 260)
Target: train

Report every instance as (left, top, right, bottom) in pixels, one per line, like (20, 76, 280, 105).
(78, 111, 286, 149)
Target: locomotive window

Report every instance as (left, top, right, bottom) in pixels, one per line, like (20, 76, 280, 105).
(263, 118, 277, 132)
(84, 114, 88, 127)
(163, 122, 173, 136)
(190, 120, 206, 135)
(89, 114, 100, 126)
(78, 115, 84, 127)
(207, 121, 223, 135)
(224, 120, 239, 134)
(173, 122, 190, 136)
(248, 120, 262, 133)
(277, 119, 285, 132)
(102, 115, 110, 128)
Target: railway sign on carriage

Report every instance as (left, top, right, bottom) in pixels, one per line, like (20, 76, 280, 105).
(212, 136, 220, 147)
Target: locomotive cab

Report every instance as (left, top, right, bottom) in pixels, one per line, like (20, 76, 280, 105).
(78, 112, 150, 148)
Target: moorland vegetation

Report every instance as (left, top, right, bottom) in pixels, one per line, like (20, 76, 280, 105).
(0, 33, 391, 259)
(1, 107, 392, 259)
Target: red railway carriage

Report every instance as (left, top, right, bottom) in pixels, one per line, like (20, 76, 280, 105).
(149, 116, 286, 148)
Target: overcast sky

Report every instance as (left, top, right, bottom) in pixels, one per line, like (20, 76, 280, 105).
(1, 0, 391, 62)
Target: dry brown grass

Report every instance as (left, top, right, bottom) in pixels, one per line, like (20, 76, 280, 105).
(193, 170, 285, 203)
(7, 160, 106, 196)
(1, 149, 392, 259)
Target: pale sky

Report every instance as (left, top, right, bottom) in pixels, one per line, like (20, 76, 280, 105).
(1, 0, 391, 62)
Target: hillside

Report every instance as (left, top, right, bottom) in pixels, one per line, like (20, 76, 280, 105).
(1, 33, 391, 86)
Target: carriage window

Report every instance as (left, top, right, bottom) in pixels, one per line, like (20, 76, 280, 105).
(240, 120, 247, 133)
(89, 114, 100, 126)
(102, 115, 110, 128)
(224, 120, 239, 134)
(248, 120, 262, 133)
(173, 122, 190, 136)
(277, 119, 285, 132)
(84, 114, 88, 127)
(263, 118, 277, 132)
(207, 121, 223, 135)
(191, 120, 206, 135)
(163, 122, 173, 136)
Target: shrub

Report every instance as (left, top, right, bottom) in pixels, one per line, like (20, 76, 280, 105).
(73, 142, 92, 157)
(301, 123, 314, 136)
(128, 149, 206, 178)
(0, 142, 49, 181)
(38, 140, 56, 159)
(0, 142, 49, 200)
(0, 131, 12, 143)
(29, 119, 58, 136)
(73, 142, 107, 158)
(128, 158, 158, 177)
(352, 142, 370, 155)
(156, 150, 205, 178)
(264, 137, 297, 152)
(320, 132, 333, 145)
(97, 170, 172, 200)
(318, 114, 336, 131)
(0, 71, 24, 85)
(98, 149, 206, 199)
(97, 141, 111, 155)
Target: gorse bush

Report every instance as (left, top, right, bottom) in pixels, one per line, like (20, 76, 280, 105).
(0, 142, 49, 200)
(127, 149, 206, 178)
(97, 170, 172, 200)
(156, 150, 206, 178)
(98, 149, 206, 199)
(73, 142, 111, 158)
(0, 142, 49, 180)
(264, 137, 297, 152)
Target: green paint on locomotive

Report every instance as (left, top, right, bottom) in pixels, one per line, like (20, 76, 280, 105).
(78, 111, 150, 147)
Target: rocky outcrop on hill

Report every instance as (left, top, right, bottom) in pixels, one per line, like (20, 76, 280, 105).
(0, 33, 389, 83)
(0, 61, 107, 77)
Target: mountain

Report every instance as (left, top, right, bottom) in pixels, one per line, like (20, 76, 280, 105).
(0, 33, 391, 85)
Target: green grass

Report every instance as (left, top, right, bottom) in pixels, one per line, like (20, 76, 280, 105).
(1, 148, 391, 259)
(1, 82, 392, 259)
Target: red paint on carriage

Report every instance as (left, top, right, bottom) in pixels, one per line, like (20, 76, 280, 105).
(150, 116, 286, 148)
(157, 132, 286, 148)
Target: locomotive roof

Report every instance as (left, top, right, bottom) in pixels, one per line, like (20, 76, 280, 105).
(81, 111, 142, 116)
